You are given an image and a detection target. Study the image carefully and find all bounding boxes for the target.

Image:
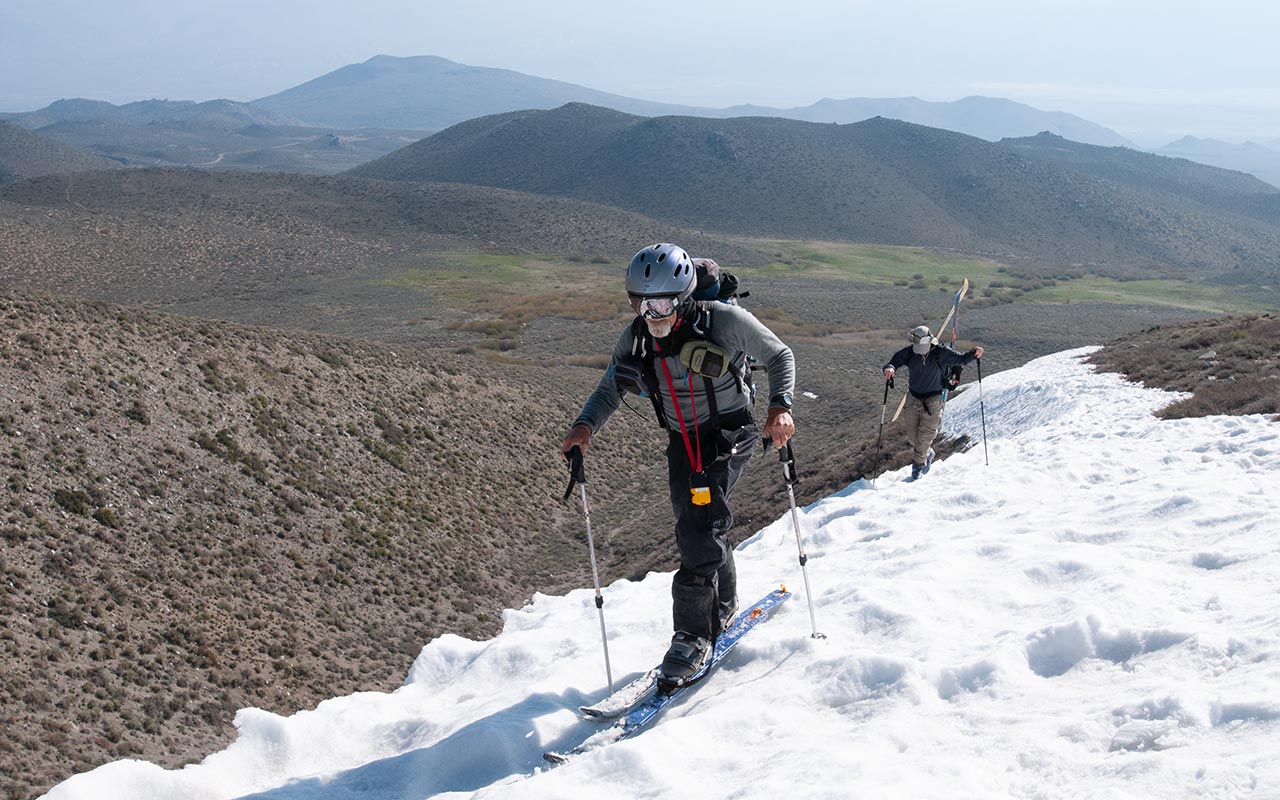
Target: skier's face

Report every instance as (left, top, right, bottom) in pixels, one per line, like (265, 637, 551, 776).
(644, 313, 677, 339)
(632, 295, 679, 339)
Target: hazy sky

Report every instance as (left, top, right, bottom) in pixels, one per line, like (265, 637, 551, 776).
(3, 0, 1279, 144)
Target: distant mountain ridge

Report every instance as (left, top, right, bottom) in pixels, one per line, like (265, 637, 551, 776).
(0, 56, 1137, 178)
(349, 103, 1280, 283)
(1007, 132, 1280, 213)
(253, 54, 703, 131)
(1153, 135, 1280, 189)
(1, 97, 304, 131)
(254, 54, 1130, 146)
(0, 120, 120, 183)
(717, 95, 1132, 147)
(0, 99, 424, 175)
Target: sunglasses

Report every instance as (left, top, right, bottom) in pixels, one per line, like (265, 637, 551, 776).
(633, 295, 680, 319)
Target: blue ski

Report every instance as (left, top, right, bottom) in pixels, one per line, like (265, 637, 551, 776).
(578, 669, 659, 719)
(546, 586, 791, 765)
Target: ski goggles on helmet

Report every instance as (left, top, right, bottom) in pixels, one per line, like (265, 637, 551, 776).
(632, 295, 680, 319)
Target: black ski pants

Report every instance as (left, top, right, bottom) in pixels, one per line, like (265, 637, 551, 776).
(665, 412, 758, 641)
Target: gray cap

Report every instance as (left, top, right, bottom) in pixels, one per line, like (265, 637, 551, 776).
(909, 325, 934, 354)
(626, 243, 695, 300)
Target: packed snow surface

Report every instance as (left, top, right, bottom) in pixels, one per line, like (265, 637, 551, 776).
(43, 348, 1280, 799)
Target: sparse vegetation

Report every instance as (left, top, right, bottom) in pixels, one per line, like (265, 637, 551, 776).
(1089, 314, 1280, 419)
(1, 149, 1270, 798)
(350, 107, 1280, 302)
(749, 241, 1274, 314)
(0, 121, 121, 184)
(0, 289, 618, 798)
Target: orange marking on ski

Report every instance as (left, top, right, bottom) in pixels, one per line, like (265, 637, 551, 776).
(751, 608, 763, 619)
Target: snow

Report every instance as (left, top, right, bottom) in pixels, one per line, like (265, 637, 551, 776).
(41, 348, 1280, 800)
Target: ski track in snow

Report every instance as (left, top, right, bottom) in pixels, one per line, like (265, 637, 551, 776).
(41, 348, 1280, 800)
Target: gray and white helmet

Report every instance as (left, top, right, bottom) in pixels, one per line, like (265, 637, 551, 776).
(909, 325, 935, 354)
(625, 243, 695, 301)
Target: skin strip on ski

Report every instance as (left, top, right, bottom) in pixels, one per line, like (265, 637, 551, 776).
(545, 587, 791, 765)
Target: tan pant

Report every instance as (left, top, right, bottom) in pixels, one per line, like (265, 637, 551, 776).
(902, 394, 944, 466)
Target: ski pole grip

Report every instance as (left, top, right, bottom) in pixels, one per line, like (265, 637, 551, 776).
(779, 441, 797, 484)
(563, 445, 586, 501)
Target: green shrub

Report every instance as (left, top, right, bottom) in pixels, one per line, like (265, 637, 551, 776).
(53, 489, 93, 515)
(124, 401, 150, 425)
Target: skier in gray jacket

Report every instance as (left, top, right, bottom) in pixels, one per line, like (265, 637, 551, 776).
(883, 325, 983, 480)
(562, 243, 796, 687)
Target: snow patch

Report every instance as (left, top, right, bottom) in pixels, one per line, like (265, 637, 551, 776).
(40, 347, 1280, 800)
(1024, 615, 1190, 677)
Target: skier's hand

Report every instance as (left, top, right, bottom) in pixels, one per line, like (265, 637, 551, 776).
(562, 423, 592, 455)
(763, 408, 795, 449)
(883, 367, 895, 381)
(971, 346, 984, 359)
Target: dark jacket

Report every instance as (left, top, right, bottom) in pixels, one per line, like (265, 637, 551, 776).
(884, 344, 977, 398)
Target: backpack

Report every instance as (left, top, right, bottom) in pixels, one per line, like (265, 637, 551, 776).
(930, 347, 963, 392)
(691, 258, 758, 401)
(691, 258, 749, 304)
(943, 364, 963, 392)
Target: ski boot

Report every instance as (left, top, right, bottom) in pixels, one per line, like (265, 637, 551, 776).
(922, 448, 935, 476)
(909, 463, 923, 481)
(657, 631, 712, 690)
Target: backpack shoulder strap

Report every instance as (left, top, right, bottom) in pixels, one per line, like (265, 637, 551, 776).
(699, 303, 752, 398)
(630, 316, 667, 429)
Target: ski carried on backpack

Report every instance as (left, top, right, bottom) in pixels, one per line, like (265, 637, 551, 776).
(939, 278, 969, 401)
(890, 279, 968, 423)
(942, 279, 968, 350)
(545, 586, 791, 765)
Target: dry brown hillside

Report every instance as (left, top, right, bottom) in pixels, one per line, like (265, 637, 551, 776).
(0, 121, 121, 184)
(1088, 313, 1280, 420)
(0, 289, 672, 797)
(0, 167, 1225, 797)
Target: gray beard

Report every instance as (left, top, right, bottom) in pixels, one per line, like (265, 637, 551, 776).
(645, 317, 676, 339)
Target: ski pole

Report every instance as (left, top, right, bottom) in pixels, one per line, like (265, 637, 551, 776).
(872, 376, 892, 488)
(777, 442, 825, 639)
(976, 358, 989, 466)
(564, 446, 614, 692)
